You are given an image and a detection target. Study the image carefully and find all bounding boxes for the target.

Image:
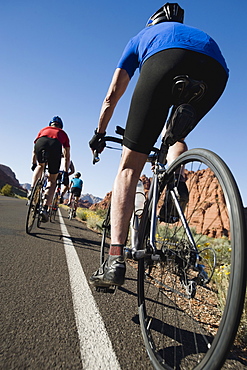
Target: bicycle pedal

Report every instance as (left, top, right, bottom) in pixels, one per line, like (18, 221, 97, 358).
(95, 285, 117, 294)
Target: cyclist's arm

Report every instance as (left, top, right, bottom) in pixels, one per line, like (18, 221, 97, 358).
(31, 148, 37, 165)
(63, 146, 70, 172)
(97, 68, 130, 134)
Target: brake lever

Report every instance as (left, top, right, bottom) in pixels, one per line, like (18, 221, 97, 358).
(93, 150, 100, 165)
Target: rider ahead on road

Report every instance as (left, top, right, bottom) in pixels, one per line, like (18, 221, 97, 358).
(67, 172, 83, 214)
(29, 116, 70, 222)
(89, 3, 229, 287)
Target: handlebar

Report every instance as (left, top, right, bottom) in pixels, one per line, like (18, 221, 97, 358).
(92, 126, 160, 164)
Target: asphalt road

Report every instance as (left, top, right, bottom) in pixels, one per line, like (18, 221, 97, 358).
(1, 196, 246, 370)
(1, 196, 152, 370)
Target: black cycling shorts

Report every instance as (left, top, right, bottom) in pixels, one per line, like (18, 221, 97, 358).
(71, 187, 82, 198)
(123, 48, 228, 154)
(34, 137, 62, 174)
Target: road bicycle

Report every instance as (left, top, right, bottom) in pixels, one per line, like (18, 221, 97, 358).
(92, 76, 247, 369)
(49, 171, 63, 222)
(26, 154, 49, 234)
(68, 195, 77, 220)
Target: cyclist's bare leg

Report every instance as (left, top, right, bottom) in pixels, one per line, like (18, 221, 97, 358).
(167, 139, 188, 165)
(31, 163, 45, 187)
(110, 146, 148, 254)
(61, 184, 69, 197)
(74, 196, 79, 210)
(43, 173, 58, 207)
(167, 139, 188, 177)
(68, 192, 72, 205)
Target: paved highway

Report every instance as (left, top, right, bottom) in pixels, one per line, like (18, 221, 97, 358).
(1, 196, 246, 369)
(1, 196, 152, 369)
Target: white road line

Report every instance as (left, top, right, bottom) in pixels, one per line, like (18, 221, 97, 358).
(58, 209, 121, 370)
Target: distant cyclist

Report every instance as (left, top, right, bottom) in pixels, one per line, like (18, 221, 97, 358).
(89, 3, 228, 287)
(59, 155, 75, 204)
(67, 172, 83, 214)
(29, 116, 70, 222)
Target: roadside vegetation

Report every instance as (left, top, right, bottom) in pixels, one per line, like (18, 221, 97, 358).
(0, 184, 14, 196)
(0, 183, 27, 198)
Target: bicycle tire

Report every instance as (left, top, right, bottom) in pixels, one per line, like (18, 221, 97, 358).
(100, 204, 111, 265)
(25, 180, 41, 234)
(138, 148, 246, 369)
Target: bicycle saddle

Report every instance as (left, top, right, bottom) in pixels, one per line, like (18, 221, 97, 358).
(172, 75, 207, 105)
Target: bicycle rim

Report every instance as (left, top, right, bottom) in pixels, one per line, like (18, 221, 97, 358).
(138, 148, 246, 369)
(25, 181, 41, 234)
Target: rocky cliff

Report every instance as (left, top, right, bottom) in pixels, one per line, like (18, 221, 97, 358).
(90, 192, 112, 211)
(0, 164, 27, 196)
(179, 168, 230, 238)
(0, 164, 21, 188)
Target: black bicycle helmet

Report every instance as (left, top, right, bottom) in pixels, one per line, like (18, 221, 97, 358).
(146, 3, 184, 27)
(74, 172, 81, 178)
(49, 116, 63, 129)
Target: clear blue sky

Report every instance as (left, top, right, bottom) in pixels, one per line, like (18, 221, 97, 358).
(1, 0, 247, 206)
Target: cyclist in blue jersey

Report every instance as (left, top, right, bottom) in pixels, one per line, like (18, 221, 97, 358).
(89, 3, 228, 287)
(67, 172, 83, 213)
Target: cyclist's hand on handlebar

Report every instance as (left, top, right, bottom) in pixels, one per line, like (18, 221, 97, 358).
(89, 129, 106, 153)
(31, 163, 37, 171)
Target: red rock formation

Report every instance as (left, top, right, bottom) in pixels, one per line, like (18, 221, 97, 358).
(90, 191, 112, 211)
(90, 170, 246, 239)
(184, 168, 230, 238)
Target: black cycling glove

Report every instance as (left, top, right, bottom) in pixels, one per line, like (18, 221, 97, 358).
(62, 171, 69, 186)
(89, 129, 106, 153)
(31, 163, 37, 171)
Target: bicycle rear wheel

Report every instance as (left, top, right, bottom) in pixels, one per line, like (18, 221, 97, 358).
(25, 180, 41, 234)
(138, 148, 246, 369)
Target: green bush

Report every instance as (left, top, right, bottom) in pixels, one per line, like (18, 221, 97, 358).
(0, 184, 13, 196)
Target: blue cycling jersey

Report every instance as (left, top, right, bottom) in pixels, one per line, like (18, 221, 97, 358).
(117, 22, 228, 78)
(71, 178, 83, 189)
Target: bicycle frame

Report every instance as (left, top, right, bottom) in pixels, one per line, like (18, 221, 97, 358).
(145, 155, 199, 264)
(94, 130, 200, 266)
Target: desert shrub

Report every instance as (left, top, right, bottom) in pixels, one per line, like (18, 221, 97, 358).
(77, 208, 90, 221)
(95, 208, 108, 219)
(86, 212, 103, 231)
(0, 184, 13, 196)
(76, 208, 104, 232)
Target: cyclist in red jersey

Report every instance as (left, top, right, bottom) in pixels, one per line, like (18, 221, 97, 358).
(29, 116, 70, 222)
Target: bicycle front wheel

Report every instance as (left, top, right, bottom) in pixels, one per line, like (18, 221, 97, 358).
(25, 180, 41, 234)
(138, 148, 246, 369)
